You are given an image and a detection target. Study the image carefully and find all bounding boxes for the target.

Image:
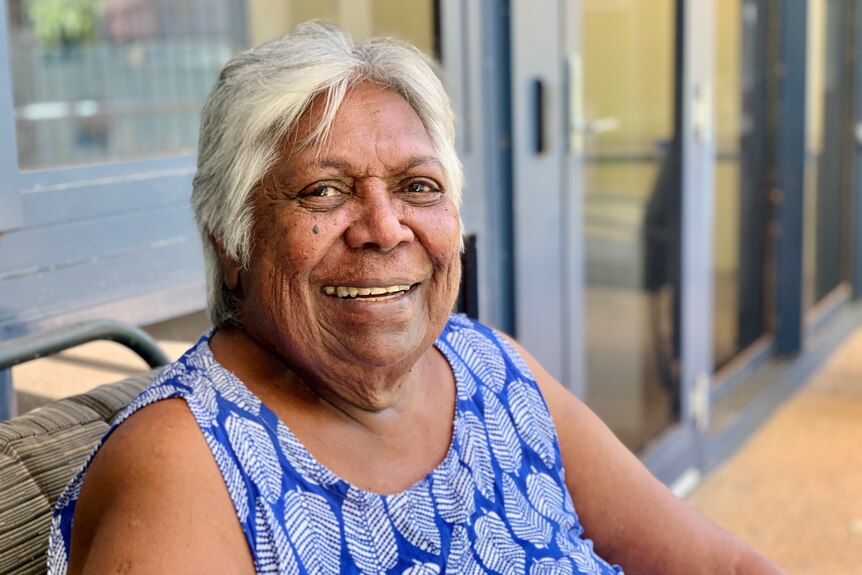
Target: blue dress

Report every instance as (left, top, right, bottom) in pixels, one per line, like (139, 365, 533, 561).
(49, 315, 623, 574)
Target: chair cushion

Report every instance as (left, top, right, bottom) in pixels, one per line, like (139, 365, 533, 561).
(0, 371, 154, 575)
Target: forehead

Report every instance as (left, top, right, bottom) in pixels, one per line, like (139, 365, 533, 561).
(280, 82, 437, 169)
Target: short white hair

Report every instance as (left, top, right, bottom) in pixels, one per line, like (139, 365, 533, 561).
(191, 20, 462, 328)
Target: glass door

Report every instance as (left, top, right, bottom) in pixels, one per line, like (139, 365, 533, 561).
(804, 0, 854, 319)
(712, 0, 772, 372)
(513, 0, 713, 480)
(577, 0, 682, 452)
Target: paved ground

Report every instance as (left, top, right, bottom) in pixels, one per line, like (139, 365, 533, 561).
(686, 328, 862, 573)
(10, 311, 862, 572)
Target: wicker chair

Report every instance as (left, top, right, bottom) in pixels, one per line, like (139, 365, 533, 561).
(0, 371, 154, 574)
(0, 320, 170, 573)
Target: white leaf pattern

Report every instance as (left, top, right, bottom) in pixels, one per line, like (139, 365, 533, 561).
(430, 462, 473, 524)
(484, 391, 522, 473)
(568, 538, 603, 575)
(441, 350, 477, 400)
(283, 487, 342, 575)
(526, 470, 570, 525)
(254, 498, 300, 575)
(184, 376, 218, 428)
(225, 414, 283, 503)
(402, 561, 442, 575)
(531, 557, 575, 575)
(447, 314, 475, 328)
(46, 515, 68, 575)
(213, 368, 261, 415)
(475, 512, 526, 575)
(446, 329, 506, 393)
(556, 514, 580, 554)
(387, 484, 442, 553)
(205, 430, 250, 522)
(54, 473, 83, 511)
(457, 411, 495, 502)
(444, 525, 483, 575)
(508, 378, 557, 467)
(343, 488, 398, 574)
(502, 473, 553, 545)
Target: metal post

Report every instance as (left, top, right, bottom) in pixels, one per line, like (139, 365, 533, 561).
(774, 0, 807, 355)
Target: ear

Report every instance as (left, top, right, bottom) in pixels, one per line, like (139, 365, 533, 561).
(210, 234, 241, 291)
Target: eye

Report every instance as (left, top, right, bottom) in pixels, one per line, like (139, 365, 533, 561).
(408, 182, 434, 194)
(298, 182, 349, 211)
(308, 185, 342, 198)
(401, 179, 444, 205)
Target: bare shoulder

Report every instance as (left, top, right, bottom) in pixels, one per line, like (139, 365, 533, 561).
(500, 334, 785, 575)
(68, 398, 254, 575)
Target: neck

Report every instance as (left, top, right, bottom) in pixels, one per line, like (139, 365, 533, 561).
(208, 326, 437, 418)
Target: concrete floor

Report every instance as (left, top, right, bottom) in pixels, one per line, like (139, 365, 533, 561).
(686, 328, 862, 573)
(10, 311, 862, 572)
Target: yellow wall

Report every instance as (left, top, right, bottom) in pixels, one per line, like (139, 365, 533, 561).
(246, 0, 434, 55)
(582, 0, 674, 153)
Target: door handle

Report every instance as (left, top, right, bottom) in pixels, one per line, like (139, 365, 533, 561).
(533, 78, 550, 154)
(574, 117, 620, 134)
(567, 53, 619, 154)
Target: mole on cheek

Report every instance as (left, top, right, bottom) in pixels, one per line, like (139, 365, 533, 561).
(312, 225, 320, 235)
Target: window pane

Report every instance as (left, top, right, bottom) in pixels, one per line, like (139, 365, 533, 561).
(581, 0, 680, 452)
(8, 0, 438, 170)
(9, 0, 246, 169)
(803, 0, 852, 312)
(712, 0, 770, 369)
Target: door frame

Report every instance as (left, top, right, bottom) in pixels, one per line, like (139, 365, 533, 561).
(509, 0, 716, 484)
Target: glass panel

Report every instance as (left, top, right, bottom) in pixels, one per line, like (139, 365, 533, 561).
(712, 0, 769, 369)
(8, 0, 247, 169)
(8, 0, 438, 170)
(803, 0, 852, 312)
(582, 0, 679, 451)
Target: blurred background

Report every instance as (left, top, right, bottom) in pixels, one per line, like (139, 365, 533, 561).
(1, 1, 861, 570)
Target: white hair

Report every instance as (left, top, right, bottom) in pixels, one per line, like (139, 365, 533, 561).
(191, 20, 462, 328)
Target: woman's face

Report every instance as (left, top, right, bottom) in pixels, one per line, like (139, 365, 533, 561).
(230, 82, 462, 383)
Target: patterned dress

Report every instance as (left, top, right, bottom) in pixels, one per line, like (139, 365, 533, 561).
(50, 315, 623, 575)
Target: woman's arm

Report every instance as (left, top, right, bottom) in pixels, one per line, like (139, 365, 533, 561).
(68, 399, 256, 575)
(504, 336, 785, 575)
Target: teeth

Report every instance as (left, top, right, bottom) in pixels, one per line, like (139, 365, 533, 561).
(323, 284, 414, 299)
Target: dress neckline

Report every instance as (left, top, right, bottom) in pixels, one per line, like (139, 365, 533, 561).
(197, 321, 464, 501)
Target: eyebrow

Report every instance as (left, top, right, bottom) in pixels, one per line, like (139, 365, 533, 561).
(312, 155, 446, 174)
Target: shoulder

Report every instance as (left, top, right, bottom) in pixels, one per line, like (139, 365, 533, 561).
(68, 398, 254, 574)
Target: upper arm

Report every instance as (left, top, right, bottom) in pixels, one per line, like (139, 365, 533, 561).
(501, 335, 784, 575)
(68, 399, 255, 575)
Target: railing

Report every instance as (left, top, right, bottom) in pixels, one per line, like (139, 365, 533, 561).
(0, 320, 170, 419)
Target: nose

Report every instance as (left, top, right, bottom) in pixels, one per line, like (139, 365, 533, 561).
(344, 186, 414, 252)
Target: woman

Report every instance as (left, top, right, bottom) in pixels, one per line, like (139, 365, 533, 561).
(50, 21, 783, 575)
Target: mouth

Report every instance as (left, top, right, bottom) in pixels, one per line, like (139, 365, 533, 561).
(321, 283, 419, 301)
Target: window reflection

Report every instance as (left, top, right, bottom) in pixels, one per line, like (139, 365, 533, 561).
(8, 0, 437, 170)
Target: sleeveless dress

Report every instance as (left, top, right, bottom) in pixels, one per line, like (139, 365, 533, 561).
(49, 315, 623, 575)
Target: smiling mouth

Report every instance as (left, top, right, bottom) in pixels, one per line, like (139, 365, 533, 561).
(322, 283, 419, 301)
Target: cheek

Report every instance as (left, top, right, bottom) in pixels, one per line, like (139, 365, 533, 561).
(263, 213, 345, 271)
(423, 206, 463, 266)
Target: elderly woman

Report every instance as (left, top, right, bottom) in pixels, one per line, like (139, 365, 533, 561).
(49, 21, 782, 575)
